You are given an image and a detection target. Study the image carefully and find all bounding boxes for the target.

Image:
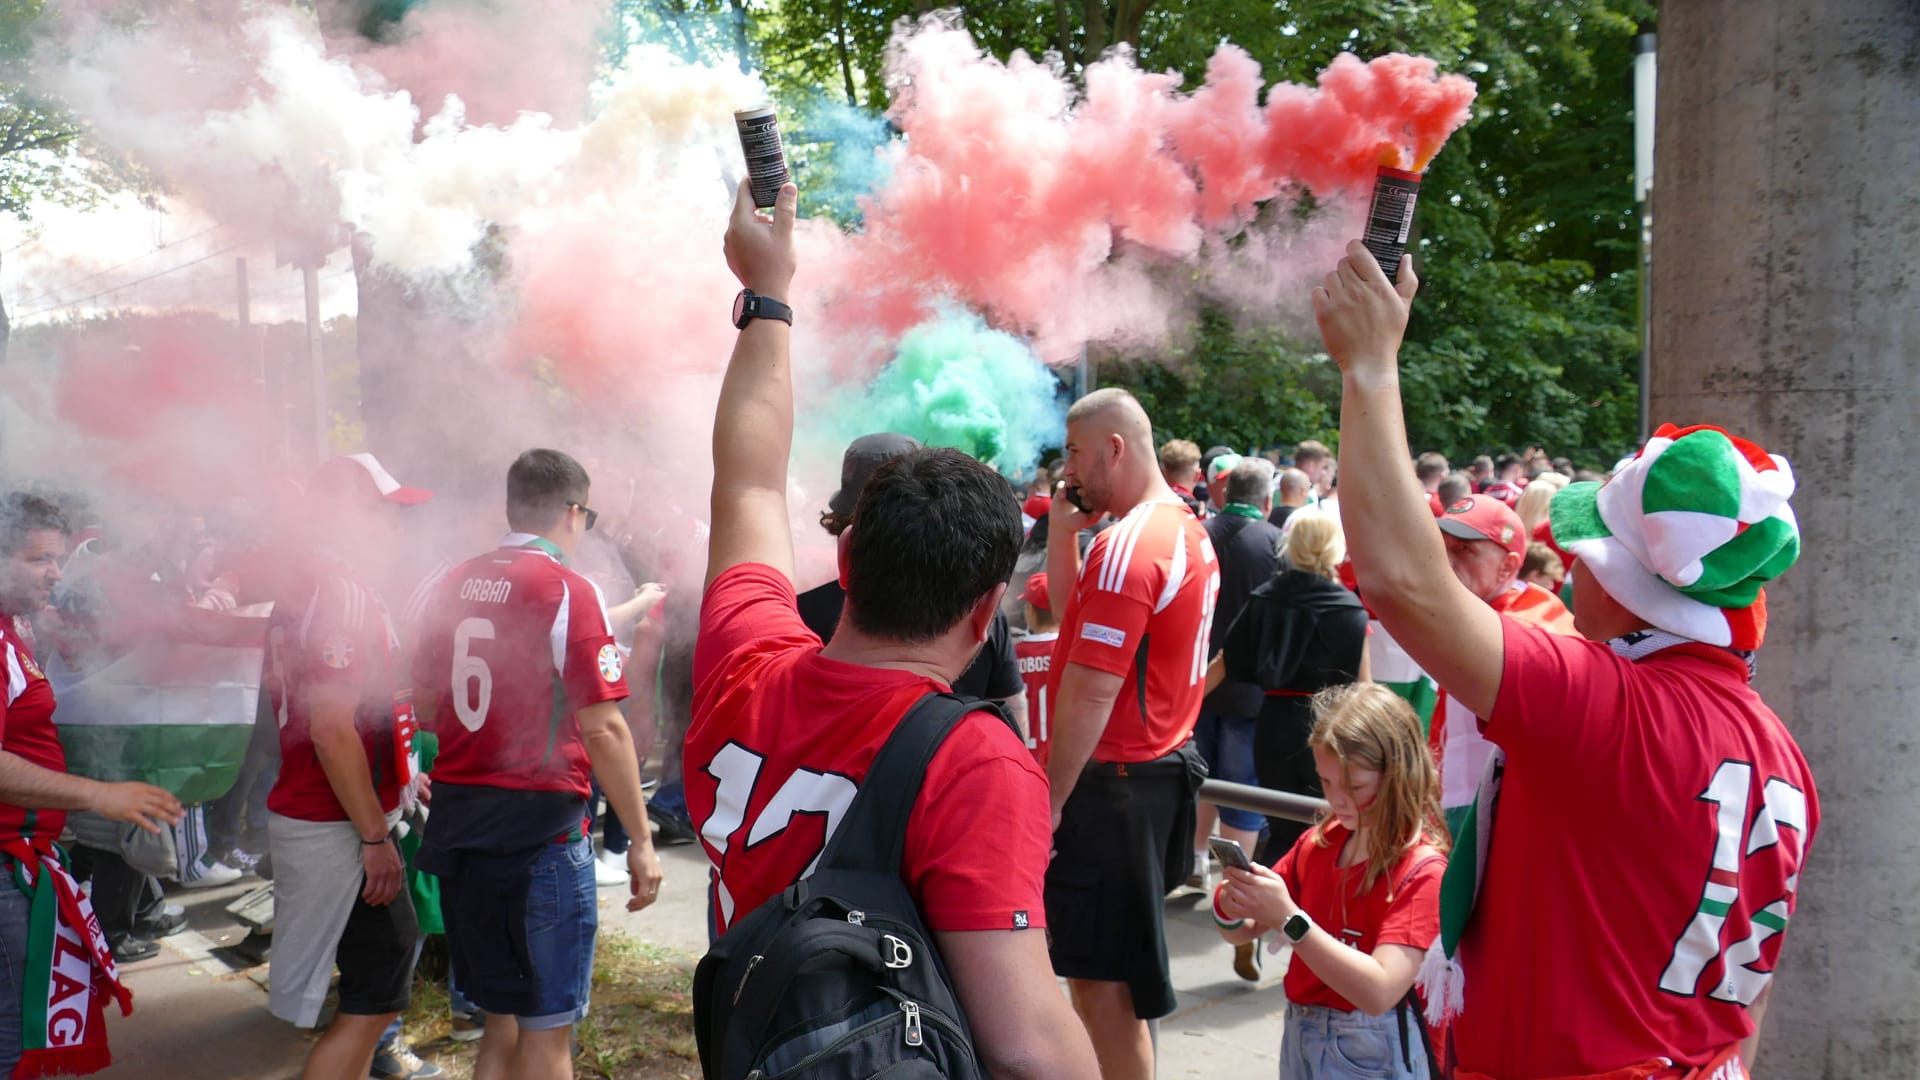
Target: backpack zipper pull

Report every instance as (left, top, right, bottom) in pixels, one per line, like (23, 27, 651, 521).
(733, 955, 762, 1005)
(847, 910, 866, 926)
(900, 1000, 923, 1047)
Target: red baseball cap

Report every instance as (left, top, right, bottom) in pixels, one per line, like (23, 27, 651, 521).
(1022, 493, 1052, 521)
(1437, 494, 1524, 558)
(1020, 572, 1051, 612)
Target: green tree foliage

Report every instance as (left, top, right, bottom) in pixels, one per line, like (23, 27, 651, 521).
(711, 0, 1651, 465)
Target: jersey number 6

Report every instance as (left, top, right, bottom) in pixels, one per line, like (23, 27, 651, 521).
(452, 617, 496, 731)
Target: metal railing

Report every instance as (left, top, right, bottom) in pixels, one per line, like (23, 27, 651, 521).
(1198, 780, 1328, 825)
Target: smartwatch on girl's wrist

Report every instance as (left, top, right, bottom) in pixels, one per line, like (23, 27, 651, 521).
(1281, 910, 1314, 943)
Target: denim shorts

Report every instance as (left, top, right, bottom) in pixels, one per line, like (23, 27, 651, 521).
(1193, 711, 1264, 832)
(1280, 1001, 1428, 1080)
(518, 834, 599, 1030)
(0, 886, 27, 1076)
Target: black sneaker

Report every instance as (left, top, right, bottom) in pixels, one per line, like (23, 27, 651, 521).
(369, 1042, 443, 1079)
(135, 908, 188, 940)
(648, 802, 697, 846)
(110, 934, 160, 964)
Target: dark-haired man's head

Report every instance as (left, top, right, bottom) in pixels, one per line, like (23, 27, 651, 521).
(1437, 471, 1474, 507)
(842, 449, 1021, 653)
(0, 493, 69, 615)
(1495, 454, 1524, 483)
(507, 449, 594, 555)
(1414, 452, 1449, 492)
(1469, 455, 1495, 482)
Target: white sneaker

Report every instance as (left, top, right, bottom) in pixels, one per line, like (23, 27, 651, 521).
(175, 860, 243, 889)
(593, 850, 629, 887)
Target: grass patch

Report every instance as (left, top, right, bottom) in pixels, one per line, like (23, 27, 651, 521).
(400, 930, 699, 1080)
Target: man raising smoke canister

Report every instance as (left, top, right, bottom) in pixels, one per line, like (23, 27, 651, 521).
(1314, 240, 1816, 1079)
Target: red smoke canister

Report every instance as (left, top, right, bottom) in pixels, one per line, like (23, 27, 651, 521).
(1362, 166, 1422, 283)
(734, 105, 790, 209)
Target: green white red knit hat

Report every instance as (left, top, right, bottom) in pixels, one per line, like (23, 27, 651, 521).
(1549, 424, 1799, 650)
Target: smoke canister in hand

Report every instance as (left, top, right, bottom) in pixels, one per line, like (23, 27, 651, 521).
(1361, 167, 1422, 283)
(734, 105, 790, 210)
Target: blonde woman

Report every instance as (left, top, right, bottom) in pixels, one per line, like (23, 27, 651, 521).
(1513, 471, 1569, 535)
(1205, 512, 1370, 982)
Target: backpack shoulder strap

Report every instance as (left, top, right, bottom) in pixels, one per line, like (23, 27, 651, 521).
(815, 692, 1007, 875)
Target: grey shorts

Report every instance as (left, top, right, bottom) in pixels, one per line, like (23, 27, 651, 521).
(267, 811, 418, 1027)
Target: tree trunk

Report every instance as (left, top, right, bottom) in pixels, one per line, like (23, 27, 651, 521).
(835, 1, 858, 107)
(1053, 0, 1075, 66)
(1081, 0, 1108, 61)
(1651, 1, 1919, 1074)
(651, 0, 700, 64)
(1116, 0, 1152, 48)
(729, 0, 750, 75)
(0, 248, 10, 366)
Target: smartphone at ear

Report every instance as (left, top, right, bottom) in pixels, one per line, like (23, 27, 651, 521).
(1209, 836, 1253, 872)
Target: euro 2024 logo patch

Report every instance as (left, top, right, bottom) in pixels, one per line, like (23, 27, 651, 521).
(321, 634, 355, 670)
(598, 643, 624, 683)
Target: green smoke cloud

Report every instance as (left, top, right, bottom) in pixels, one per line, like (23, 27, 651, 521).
(834, 309, 1065, 479)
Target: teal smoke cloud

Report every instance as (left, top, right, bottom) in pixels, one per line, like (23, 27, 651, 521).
(837, 309, 1065, 479)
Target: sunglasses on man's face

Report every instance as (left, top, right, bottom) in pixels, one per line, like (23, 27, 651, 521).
(569, 503, 598, 531)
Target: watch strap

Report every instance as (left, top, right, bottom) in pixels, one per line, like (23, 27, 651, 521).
(735, 289, 793, 329)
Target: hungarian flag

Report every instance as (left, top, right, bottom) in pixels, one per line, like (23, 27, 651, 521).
(1368, 619, 1437, 737)
(47, 604, 270, 804)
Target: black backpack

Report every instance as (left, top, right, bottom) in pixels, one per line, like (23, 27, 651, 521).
(693, 693, 1004, 1080)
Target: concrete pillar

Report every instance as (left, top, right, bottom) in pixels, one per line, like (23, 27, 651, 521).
(1649, 3, 1919, 1076)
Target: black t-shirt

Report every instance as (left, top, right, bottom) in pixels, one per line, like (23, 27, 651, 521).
(1268, 503, 1299, 530)
(1201, 513, 1284, 717)
(794, 579, 1023, 701)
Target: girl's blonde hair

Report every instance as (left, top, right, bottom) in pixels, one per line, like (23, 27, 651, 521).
(1514, 471, 1571, 535)
(1307, 682, 1448, 895)
(1284, 513, 1345, 580)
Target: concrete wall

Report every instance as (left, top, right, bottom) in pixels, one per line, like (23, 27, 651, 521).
(1649, 3, 1919, 1075)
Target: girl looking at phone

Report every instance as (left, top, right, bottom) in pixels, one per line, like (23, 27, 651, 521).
(1214, 683, 1448, 1079)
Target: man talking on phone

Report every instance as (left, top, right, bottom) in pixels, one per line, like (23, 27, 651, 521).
(1044, 389, 1219, 1080)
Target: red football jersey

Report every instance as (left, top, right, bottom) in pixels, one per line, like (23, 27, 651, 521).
(1, 615, 67, 842)
(689, 564, 1052, 939)
(1050, 500, 1219, 763)
(412, 538, 628, 798)
(1014, 632, 1056, 767)
(1454, 619, 1820, 1075)
(1274, 823, 1445, 1012)
(266, 566, 405, 822)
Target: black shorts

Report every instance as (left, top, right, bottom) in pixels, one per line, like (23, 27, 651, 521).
(1045, 745, 1201, 1020)
(1254, 697, 1323, 863)
(334, 887, 420, 1017)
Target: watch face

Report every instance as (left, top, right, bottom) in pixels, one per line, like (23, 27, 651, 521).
(732, 289, 749, 326)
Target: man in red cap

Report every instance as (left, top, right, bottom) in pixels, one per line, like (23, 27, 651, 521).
(1313, 240, 1816, 1079)
(264, 453, 435, 1079)
(1431, 494, 1576, 835)
(1013, 574, 1058, 765)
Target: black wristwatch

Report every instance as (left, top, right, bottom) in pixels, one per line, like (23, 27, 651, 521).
(1281, 910, 1314, 943)
(732, 288, 793, 329)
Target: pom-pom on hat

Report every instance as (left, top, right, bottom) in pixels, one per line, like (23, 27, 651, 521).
(1549, 424, 1799, 649)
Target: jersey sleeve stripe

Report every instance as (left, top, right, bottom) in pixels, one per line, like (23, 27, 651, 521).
(550, 581, 572, 675)
(584, 579, 616, 636)
(5, 642, 24, 708)
(1096, 513, 1137, 593)
(1152, 525, 1187, 614)
(1104, 507, 1153, 594)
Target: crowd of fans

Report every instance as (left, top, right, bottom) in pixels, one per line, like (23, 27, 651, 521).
(0, 183, 1817, 1080)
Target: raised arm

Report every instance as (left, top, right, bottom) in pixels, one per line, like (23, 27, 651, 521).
(1314, 241, 1504, 717)
(707, 182, 799, 590)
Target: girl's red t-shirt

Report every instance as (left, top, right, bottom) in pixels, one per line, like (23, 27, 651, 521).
(1273, 823, 1446, 1011)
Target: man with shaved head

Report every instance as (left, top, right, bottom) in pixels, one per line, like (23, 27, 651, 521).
(1044, 388, 1220, 1080)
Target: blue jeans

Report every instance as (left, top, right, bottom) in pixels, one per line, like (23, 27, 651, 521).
(0, 887, 26, 1076)
(518, 835, 598, 1030)
(1193, 711, 1265, 832)
(1280, 1002, 1428, 1079)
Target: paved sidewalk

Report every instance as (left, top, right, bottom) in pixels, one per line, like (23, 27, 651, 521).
(98, 839, 1288, 1079)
